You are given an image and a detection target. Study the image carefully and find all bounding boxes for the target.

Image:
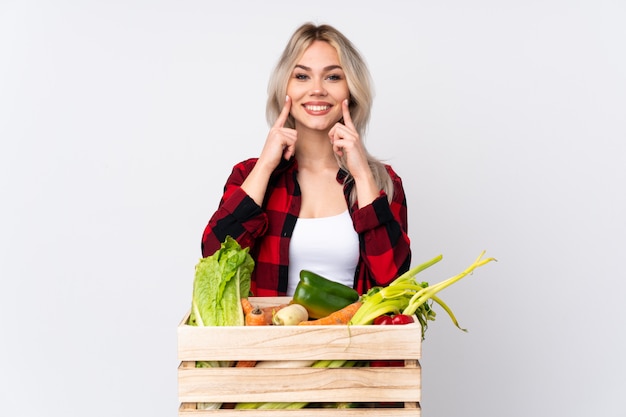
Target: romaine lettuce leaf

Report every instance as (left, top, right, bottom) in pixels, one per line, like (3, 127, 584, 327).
(189, 236, 254, 327)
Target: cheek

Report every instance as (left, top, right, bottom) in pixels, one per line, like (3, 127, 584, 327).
(333, 84, 350, 102)
(286, 81, 305, 98)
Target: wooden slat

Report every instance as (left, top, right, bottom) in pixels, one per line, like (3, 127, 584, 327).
(249, 296, 292, 308)
(178, 324, 421, 361)
(178, 366, 421, 403)
(178, 299, 421, 362)
(179, 406, 421, 416)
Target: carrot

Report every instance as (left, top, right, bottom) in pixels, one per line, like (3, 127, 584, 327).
(245, 306, 268, 326)
(241, 298, 255, 316)
(235, 360, 257, 367)
(298, 301, 363, 325)
(242, 299, 289, 325)
(251, 303, 287, 324)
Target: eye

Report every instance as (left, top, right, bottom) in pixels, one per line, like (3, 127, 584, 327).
(294, 73, 309, 80)
(326, 74, 343, 81)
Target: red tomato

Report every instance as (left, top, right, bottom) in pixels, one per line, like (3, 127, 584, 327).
(391, 314, 414, 325)
(373, 315, 393, 325)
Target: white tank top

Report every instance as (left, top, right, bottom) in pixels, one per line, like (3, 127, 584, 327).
(287, 210, 360, 296)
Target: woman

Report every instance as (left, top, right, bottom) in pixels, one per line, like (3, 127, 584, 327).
(201, 23, 411, 296)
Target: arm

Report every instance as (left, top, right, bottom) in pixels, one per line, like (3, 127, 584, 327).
(351, 166, 411, 288)
(201, 160, 269, 257)
(201, 97, 297, 257)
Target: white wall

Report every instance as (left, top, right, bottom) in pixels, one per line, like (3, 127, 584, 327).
(1, 1, 624, 416)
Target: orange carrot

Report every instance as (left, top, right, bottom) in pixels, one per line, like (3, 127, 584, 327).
(242, 299, 289, 325)
(298, 301, 363, 325)
(235, 360, 257, 367)
(241, 298, 255, 316)
(245, 307, 268, 326)
(261, 304, 289, 324)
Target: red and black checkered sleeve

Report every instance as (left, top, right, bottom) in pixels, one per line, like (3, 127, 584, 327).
(201, 159, 268, 257)
(352, 165, 411, 290)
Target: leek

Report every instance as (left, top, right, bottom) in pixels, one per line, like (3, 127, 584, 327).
(349, 251, 496, 339)
(232, 252, 496, 410)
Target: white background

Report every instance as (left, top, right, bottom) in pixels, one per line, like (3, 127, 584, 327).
(1, 1, 625, 416)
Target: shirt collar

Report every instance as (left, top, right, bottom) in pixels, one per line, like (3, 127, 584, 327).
(336, 168, 349, 184)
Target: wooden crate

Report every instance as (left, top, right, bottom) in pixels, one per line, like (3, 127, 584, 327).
(178, 297, 421, 416)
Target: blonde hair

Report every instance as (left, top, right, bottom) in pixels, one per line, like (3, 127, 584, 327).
(266, 23, 394, 205)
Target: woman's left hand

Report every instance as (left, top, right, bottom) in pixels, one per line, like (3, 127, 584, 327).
(328, 99, 370, 178)
(329, 99, 380, 207)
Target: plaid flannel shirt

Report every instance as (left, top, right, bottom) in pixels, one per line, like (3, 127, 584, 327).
(201, 157, 411, 296)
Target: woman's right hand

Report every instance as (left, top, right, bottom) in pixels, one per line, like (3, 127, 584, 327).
(240, 96, 297, 205)
(257, 96, 298, 171)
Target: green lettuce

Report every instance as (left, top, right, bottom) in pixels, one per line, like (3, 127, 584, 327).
(189, 236, 254, 327)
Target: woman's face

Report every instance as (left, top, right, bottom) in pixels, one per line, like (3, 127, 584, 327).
(286, 40, 350, 133)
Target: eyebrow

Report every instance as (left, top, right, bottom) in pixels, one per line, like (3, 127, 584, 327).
(294, 64, 343, 71)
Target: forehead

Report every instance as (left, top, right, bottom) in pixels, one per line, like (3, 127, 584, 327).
(296, 40, 341, 67)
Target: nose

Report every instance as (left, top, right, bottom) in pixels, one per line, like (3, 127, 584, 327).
(310, 80, 327, 96)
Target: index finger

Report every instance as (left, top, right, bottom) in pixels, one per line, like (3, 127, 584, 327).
(341, 99, 356, 130)
(273, 95, 292, 129)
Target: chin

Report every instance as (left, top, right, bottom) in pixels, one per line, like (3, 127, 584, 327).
(310, 123, 335, 132)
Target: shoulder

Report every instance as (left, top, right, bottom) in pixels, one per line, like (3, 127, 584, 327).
(381, 163, 407, 202)
(229, 158, 259, 175)
(232, 157, 297, 175)
(234, 158, 259, 170)
(228, 157, 297, 184)
(382, 163, 403, 183)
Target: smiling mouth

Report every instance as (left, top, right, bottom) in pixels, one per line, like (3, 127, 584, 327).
(304, 104, 331, 112)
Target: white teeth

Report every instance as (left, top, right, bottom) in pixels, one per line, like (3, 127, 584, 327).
(305, 105, 330, 111)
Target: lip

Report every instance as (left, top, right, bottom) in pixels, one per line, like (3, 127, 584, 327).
(302, 102, 333, 115)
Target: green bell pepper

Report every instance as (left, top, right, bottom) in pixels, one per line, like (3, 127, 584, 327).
(292, 270, 360, 319)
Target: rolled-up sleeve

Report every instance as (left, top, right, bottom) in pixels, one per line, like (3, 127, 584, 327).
(201, 160, 268, 257)
(351, 167, 411, 290)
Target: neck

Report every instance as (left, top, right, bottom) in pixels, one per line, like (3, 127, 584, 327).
(294, 128, 337, 169)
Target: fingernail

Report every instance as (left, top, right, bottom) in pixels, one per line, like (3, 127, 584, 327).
(286, 95, 290, 102)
